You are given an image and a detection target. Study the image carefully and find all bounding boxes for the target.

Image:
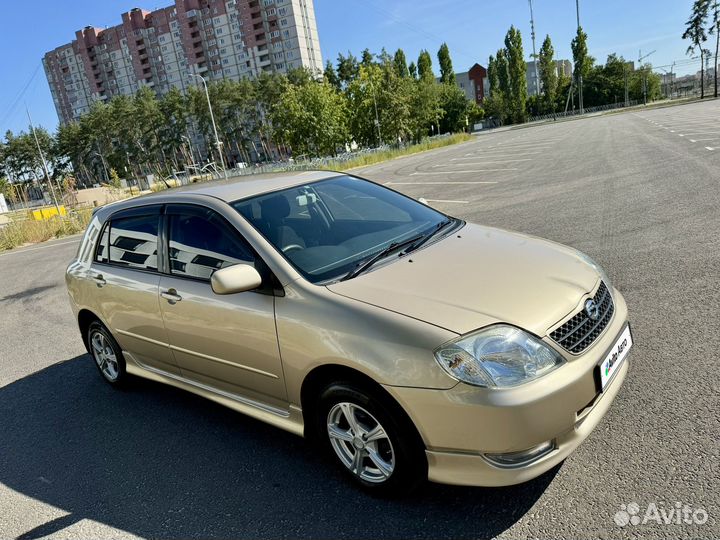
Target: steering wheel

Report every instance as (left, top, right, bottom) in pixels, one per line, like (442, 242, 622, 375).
(282, 244, 304, 253)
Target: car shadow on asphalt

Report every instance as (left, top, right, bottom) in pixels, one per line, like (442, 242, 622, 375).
(1, 355, 559, 540)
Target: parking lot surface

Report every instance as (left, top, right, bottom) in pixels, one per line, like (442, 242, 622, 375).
(1, 99, 719, 539)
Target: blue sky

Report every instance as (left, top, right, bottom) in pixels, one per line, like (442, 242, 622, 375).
(0, 0, 696, 136)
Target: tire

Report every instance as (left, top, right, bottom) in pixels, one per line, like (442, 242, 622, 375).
(315, 381, 427, 495)
(86, 321, 128, 387)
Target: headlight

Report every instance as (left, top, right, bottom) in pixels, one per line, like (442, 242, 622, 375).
(434, 325, 565, 388)
(576, 251, 612, 291)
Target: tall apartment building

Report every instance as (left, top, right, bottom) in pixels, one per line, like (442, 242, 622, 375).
(43, 0, 322, 125)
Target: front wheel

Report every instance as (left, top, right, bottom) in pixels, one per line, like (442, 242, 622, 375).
(316, 382, 426, 494)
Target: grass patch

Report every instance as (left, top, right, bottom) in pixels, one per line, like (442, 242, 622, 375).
(323, 133, 473, 171)
(0, 208, 94, 251)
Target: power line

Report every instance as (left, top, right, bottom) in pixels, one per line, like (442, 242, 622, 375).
(0, 63, 42, 131)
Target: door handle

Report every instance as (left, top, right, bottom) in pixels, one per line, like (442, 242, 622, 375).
(161, 288, 182, 304)
(91, 273, 106, 287)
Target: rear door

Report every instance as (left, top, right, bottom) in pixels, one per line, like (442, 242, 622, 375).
(157, 204, 287, 408)
(91, 205, 179, 374)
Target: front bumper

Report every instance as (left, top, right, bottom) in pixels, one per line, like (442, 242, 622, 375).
(385, 288, 630, 487)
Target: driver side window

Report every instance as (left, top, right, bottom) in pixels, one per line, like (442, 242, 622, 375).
(167, 207, 255, 281)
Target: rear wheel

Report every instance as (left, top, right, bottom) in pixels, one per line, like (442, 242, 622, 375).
(316, 382, 426, 494)
(86, 321, 127, 386)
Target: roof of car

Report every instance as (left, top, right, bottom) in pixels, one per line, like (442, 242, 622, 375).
(156, 169, 342, 202)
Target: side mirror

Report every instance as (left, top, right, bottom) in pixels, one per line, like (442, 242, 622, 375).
(211, 264, 262, 295)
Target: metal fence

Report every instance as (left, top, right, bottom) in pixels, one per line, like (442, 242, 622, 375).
(528, 100, 640, 123)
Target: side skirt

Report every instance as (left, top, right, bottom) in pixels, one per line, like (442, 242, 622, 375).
(125, 353, 305, 437)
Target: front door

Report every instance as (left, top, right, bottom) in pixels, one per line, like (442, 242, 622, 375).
(157, 204, 286, 409)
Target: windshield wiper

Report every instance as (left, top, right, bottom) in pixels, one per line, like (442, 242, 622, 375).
(404, 218, 455, 254)
(340, 233, 426, 281)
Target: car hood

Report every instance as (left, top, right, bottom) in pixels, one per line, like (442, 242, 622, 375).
(326, 223, 601, 337)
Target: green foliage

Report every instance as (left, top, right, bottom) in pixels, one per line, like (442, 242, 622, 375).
(394, 49, 409, 78)
(504, 26, 528, 124)
(538, 35, 558, 114)
(571, 26, 594, 83)
(271, 79, 348, 158)
(108, 168, 122, 189)
(417, 50, 434, 83)
(361, 48, 374, 68)
(484, 54, 506, 123)
(683, 0, 710, 97)
(408, 61, 418, 79)
(337, 52, 360, 86)
(437, 43, 456, 84)
(439, 83, 470, 132)
(324, 60, 341, 89)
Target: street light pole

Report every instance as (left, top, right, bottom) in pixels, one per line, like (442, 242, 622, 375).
(528, 0, 540, 97)
(576, 0, 584, 114)
(26, 106, 61, 213)
(190, 73, 227, 178)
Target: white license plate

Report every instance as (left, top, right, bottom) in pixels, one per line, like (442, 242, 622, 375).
(597, 324, 633, 390)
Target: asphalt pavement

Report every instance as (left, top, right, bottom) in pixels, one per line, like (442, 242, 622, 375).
(1, 99, 719, 539)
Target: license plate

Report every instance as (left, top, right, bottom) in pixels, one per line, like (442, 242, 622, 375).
(596, 324, 633, 391)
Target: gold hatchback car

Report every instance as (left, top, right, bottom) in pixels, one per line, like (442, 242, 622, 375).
(66, 171, 632, 493)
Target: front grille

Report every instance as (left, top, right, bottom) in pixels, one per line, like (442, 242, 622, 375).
(550, 281, 614, 354)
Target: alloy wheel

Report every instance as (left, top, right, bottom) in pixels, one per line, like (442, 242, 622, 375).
(90, 330, 120, 382)
(326, 402, 395, 483)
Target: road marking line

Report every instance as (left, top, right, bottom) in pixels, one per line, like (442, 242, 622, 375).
(462, 151, 541, 158)
(410, 169, 517, 175)
(423, 199, 470, 204)
(690, 137, 720, 141)
(387, 181, 498, 185)
(449, 157, 532, 163)
(0, 237, 81, 257)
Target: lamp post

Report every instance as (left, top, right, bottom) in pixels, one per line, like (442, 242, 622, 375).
(189, 73, 227, 178)
(575, 0, 584, 114)
(26, 106, 61, 212)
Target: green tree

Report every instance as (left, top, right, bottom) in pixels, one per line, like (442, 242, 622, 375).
(410, 79, 443, 140)
(417, 50, 434, 83)
(538, 35, 558, 113)
(437, 42, 456, 84)
(711, 1, 720, 98)
(361, 48, 374, 68)
(337, 52, 360, 86)
(393, 48, 409, 78)
(408, 61, 418, 79)
(324, 60, 341, 89)
(272, 80, 348, 157)
(439, 83, 469, 132)
(571, 26, 595, 106)
(505, 26, 528, 123)
(484, 54, 503, 122)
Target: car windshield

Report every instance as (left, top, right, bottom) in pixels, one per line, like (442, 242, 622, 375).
(231, 175, 453, 283)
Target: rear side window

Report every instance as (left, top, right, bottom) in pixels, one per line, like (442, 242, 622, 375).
(167, 208, 254, 280)
(95, 223, 110, 263)
(108, 215, 159, 271)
